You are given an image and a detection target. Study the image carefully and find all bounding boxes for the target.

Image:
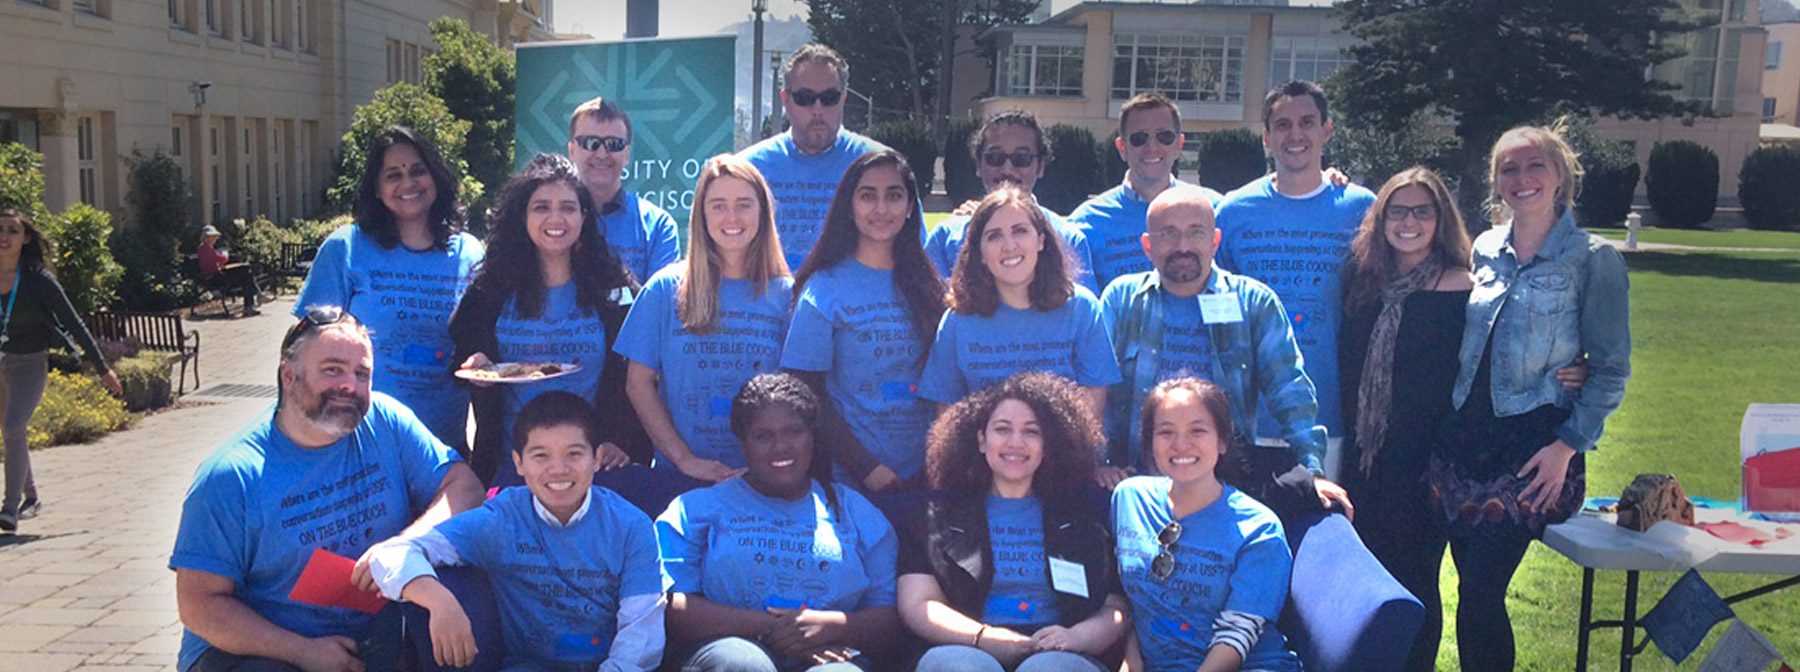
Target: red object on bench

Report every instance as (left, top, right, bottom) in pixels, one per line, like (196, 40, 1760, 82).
(1744, 448, 1800, 512)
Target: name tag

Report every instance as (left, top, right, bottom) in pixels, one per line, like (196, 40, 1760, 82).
(1198, 293, 1243, 324)
(1049, 557, 1089, 598)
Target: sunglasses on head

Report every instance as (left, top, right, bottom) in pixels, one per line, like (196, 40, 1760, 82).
(788, 88, 843, 107)
(1128, 130, 1180, 148)
(573, 135, 629, 153)
(981, 150, 1039, 168)
(281, 305, 352, 353)
(1150, 519, 1183, 581)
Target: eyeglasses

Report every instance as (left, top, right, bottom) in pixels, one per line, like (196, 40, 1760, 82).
(573, 135, 629, 153)
(981, 150, 1039, 168)
(788, 88, 843, 107)
(1384, 204, 1439, 222)
(280, 305, 351, 354)
(1128, 130, 1180, 148)
(1147, 227, 1212, 245)
(1150, 520, 1183, 581)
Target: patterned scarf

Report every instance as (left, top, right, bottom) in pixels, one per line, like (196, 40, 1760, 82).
(1356, 258, 1441, 475)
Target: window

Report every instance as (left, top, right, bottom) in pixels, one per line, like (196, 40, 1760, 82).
(272, 124, 284, 222)
(405, 43, 421, 83)
(206, 0, 220, 35)
(210, 123, 222, 222)
(1664, 27, 1742, 114)
(243, 125, 255, 216)
(1765, 97, 1778, 122)
(1005, 44, 1084, 97)
(1111, 33, 1245, 102)
(169, 0, 182, 26)
(300, 121, 314, 216)
(387, 39, 403, 83)
(240, 0, 254, 42)
(1768, 41, 1783, 70)
(171, 125, 184, 157)
(74, 0, 99, 14)
(1269, 36, 1353, 91)
(77, 117, 97, 205)
(267, 0, 281, 47)
(295, 0, 310, 51)
(0, 111, 40, 151)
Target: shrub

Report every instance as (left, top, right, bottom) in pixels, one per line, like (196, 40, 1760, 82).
(26, 370, 133, 449)
(943, 117, 984, 205)
(43, 203, 123, 315)
(1102, 131, 1127, 184)
(0, 142, 52, 224)
(1738, 145, 1800, 231)
(1195, 129, 1268, 195)
(113, 351, 177, 412)
(1574, 140, 1640, 229)
(425, 17, 517, 237)
(866, 120, 939, 193)
(1645, 140, 1718, 229)
(1038, 124, 1104, 214)
(115, 150, 196, 311)
(326, 83, 479, 215)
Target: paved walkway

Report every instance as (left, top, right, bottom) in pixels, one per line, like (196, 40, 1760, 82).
(0, 299, 297, 672)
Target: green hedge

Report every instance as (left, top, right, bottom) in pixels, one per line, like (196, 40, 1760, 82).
(1039, 124, 1104, 214)
(114, 352, 177, 412)
(1646, 140, 1718, 229)
(944, 117, 984, 205)
(1194, 128, 1267, 195)
(1738, 145, 1800, 232)
(866, 120, 938, 193)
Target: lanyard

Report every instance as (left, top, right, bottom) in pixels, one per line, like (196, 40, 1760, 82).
(0, 267, 19, 348)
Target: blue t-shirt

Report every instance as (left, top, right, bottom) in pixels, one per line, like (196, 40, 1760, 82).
(293, 225, 484, 448)
(916, 286, 1121, 404)
(1068, 180, 1223, 291)
(1215, 175, 1373, 437)
(613, 266, 794, 469)
(1112, 477, 1298, 672)
(780, 260, 934, 482)
(740, 130, 889, 271)
(169, 394, 460, 672)
(489, 283, 609, 487)
(601, 192, 682, 284)
(430, 487, 665, 666)
(983, 495, 1061, 628)
(924, 204, 1099, 294)
(656, 478, 898, 613)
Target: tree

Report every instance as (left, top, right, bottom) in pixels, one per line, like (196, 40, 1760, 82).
(1739, 145, 1800, 231)
(0, 142, 51, 225)
(810, 0, 1035, 125)
(1333, 0, 1699, 213)
(1645, 140, 1718, 229)
(425, 18, 515, 232)
(326, 84, 478, 215)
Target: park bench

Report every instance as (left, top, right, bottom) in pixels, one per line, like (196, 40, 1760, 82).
(84, 310, 201, 395)
(277, 241, 316, 282)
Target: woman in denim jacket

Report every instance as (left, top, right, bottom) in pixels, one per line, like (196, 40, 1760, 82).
(1440, 125, 1631, 671)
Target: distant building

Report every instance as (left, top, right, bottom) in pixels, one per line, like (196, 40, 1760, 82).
(0, 0, 556, 225)
(1761, 0, 1800, 128)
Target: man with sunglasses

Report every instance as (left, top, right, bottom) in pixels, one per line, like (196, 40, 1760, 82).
(741, 44, 916, 270)
(1214, 80, 1374, 505)
(568, 97, 681, 283)
(1071, 93, 1224, 291)
(172, 307, 484, 672)
(923, 109, 1098, 293)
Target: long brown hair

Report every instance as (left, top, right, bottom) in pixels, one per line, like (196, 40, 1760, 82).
(0, 208, 53, 273)
(946, 186, 1072, 316)
(1343, 166, 1472, 315)
(679, 154, 789, 333)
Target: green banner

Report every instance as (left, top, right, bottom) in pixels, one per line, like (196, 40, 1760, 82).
(515, 36, 736, 227)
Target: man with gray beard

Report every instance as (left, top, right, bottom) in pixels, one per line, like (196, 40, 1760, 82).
(171, 306, 483, 672)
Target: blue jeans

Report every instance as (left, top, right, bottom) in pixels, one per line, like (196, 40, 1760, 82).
(1448, 523, 1534, 672)
(915, 645, 1108, 672)
(676, 637, 867, 672)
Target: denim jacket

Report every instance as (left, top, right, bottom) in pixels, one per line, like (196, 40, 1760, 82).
(1102, 268, 1327, 473)
(1452, 212, 1631, 452)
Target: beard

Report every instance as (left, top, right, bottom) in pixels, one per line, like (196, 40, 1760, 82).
(1159, 251, 1208, 283)
(286, 384, 369, 438)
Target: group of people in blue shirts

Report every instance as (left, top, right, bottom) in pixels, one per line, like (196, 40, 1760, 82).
(169, 42, 1632, 672)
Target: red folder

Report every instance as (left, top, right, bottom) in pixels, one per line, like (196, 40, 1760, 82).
(287, 548, 389, 615)
(1744, 448, 1800, 512)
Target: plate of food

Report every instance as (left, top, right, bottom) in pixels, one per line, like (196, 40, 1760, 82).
(455, 361, 580, 383)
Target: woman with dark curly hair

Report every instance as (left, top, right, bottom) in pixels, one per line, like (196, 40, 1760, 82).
(916, 187, 1119, 421)
(898, 371, 1127, 672)
(447, 154, 641, 486)
(656, 372, 901, 671)
(294, 126, 484, 450)
(1113, 377, 1298, 672)
(783, 149, 945, 493)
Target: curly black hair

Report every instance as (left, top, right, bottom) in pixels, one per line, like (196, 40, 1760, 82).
(925, 371, 1101, 496)
(1137, 377, 1243, 480)
(470, 153, 633, 318)
(351, 126, 464, 250)
(730, 372, 839, 511)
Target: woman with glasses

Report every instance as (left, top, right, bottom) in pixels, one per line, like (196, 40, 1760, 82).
(1431, 125, 1629, 672)
(448, 154, 640, 487)
(294, 126, 484, 451)
(1113, 377, 1299, 672)
(782, 149, 944, 493)
(0, 209, 122, 535)
(916, 187, 1119, 423)
(898, 371, 1128, 672)
(616, 154, 794, 485)
(657, 373, 900, 671)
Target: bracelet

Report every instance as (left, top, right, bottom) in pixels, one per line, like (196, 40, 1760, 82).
(973, 624, 989, 647)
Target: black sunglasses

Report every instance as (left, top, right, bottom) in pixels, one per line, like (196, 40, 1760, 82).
(281, 305, 352, 353)
(1128, 130, 1180, 148)
(1150, 519, 1183, 581)
(788, 88, 843, 107)
(573, 135, 629, 153)
(981, 150, 1039, 168)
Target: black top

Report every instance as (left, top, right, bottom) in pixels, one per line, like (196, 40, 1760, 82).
(0, 266, 110, 373)
(1339, 289, 1468, 489)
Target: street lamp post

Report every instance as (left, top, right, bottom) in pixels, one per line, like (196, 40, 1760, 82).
(751, 0, 768, 140)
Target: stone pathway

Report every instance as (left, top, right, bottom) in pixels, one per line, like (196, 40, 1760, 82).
(0, 299, 296, 672)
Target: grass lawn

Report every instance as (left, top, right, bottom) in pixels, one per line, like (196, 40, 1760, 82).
(1436, 250, 1800, 670)
(1589, 227, 1800, 250)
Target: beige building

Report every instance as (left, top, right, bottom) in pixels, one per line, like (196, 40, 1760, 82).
(975, 0, 1766, 200)
(1761, 10, 1800, 126)
(0, 0, 556, 226)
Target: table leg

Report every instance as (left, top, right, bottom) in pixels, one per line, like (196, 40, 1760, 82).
(1577, 567, 1594, 672)
(1620, 570, 1639, 672)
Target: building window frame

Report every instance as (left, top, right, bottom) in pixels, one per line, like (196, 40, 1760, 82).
(1768, 41, 1783, 70)
(1268, 35, 1354, 92)
(1004, 42, 1085, 98)
(1110, 32, 1246, 103)
(1764, 97, 1778, 122)
(77, 116, 98, 206)
(205, 0, 220, 36)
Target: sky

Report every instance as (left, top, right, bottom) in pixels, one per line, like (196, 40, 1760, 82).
(559, 0, 811, 40)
